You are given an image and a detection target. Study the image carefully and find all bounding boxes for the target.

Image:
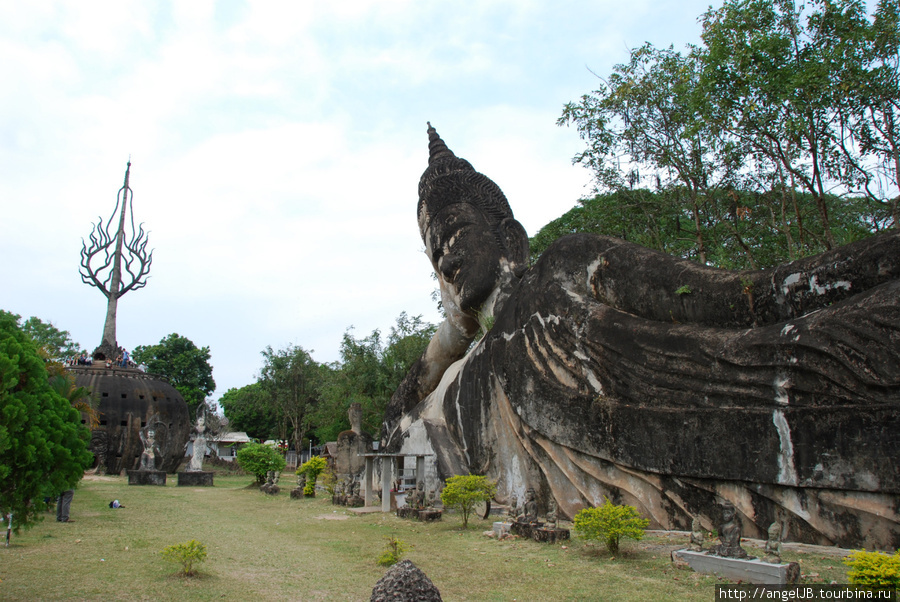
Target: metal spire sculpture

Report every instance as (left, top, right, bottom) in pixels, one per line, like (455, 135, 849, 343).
(79, 160, 153, 360)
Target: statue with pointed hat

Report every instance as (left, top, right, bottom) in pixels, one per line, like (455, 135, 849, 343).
(381, 123, 900, 550)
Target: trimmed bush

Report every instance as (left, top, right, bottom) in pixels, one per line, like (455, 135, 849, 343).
(440, 475, 496, 529)
(843, 549, 900, 589)
(235, 442, 286, 484)
(297, 455, 327, 497)
(573, 498, 649, 554)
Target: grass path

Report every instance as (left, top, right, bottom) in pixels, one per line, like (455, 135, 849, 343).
(0, 474, 850, 601)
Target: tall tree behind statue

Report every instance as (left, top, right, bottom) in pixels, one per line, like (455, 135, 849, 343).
(79, 161, 153, 360)
(557, 0, 899, 268)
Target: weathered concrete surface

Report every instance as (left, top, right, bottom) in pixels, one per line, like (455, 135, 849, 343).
(177, 471, 213, 487)
(127, 470, 166, 486)
(672, 549, 800, 584)
(71, 366, 190, 474)
(383, 125, 900, 550)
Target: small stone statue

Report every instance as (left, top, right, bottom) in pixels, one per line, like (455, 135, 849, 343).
(261, 470, 280, 495)
(545, 499, 558, 529)
(351, 478, 361, 498)
(298, 472, 308, 489)
(186, 405, 208, 472)
(708, 501, 748, 559)
(764, 521, 783, 563)
(407, 482, 425, 509)
(426, 488, 436, 509)
(507, 494, 519, 522)
(138, 420, 161, 471)
(689, 516, 705, 551)
(522, 488, 538, 524)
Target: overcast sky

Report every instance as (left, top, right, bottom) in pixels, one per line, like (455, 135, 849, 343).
(1, 0, 715, 403)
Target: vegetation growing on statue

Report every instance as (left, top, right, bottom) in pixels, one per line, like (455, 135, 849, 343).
(843, 549, 900, 589)
(573, 499, 650, 555)
(132, 333, 215, 416)
(297, 455, 327, 496)
(0, 312, 92, 532)
(235, 441, 286, 484)
(440, 475, 496, 529)
(161, 539, 207, 576)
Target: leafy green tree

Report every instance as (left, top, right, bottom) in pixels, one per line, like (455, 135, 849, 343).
(259, 344, 320, 454)
(313, 313, 435, 442)
(218, 383, 278, 441)
(235, 441, 286, 484)
(0, 311, 83, 360)
(440, 475, 496, 529)
(0, 312, 93, 531)
(132, 333, 215, 416)
(573, 498, 650, 555)
(557, 0, 896, 268)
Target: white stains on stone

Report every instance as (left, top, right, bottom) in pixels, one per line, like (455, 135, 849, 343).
(781, 273, 802, 296)
(773, 372, 791, 406)
(586, 257, 605, 292)
(781, 324, 796, 337)
(809, 275, 851, 296)
(584, 368, 604, 394)
(773, 409, 798, 486)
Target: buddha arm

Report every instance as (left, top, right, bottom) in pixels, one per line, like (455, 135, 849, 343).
(381, 318, 473, 442)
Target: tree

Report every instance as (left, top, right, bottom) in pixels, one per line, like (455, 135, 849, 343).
(218, 383, 278, 441)
(313, 313, 435, 442)
(0, 312, 92, 532)
(440, 475, 496, 529)
(235, 441, 286, 484)
(558, 0, 897, 268)
(0, 311, 84, 360)
(573, 498, 650, 555)
(132, 333, 215, 416)
(699, 0, 898, 244)
(258, 344, 320, 454)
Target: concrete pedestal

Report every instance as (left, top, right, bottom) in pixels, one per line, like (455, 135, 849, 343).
(127, 470, 166, 486)
(177, 471, 214, 486)
(671, 549, 800, 584)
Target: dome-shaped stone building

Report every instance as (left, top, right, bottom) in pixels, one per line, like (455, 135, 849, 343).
(70, 365, 190, 474)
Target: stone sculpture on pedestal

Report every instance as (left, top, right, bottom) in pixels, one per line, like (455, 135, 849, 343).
(708, 502, 749, 559)
(128, 414, 167, 485)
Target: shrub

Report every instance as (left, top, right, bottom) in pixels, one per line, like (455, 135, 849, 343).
(843, 549, 900, 589)
(376, 536, 409, 567)
(440, 475, 496, 529)
(297, 456, 327, 496)
(235, 442, 286, 484)
(161, 539, 208, 576)
(573, 498, 649, 555)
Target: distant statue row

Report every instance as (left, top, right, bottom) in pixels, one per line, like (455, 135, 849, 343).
(689, 501, 784, 564)
(507, 488, 558, 529)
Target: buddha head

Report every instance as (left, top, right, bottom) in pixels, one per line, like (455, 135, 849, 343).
(418, 123, 529, 336)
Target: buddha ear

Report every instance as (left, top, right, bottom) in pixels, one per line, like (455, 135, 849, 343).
(499, 218, 530, 275)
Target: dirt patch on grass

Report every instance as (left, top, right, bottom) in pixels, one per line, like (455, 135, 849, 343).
(315, 514, 349, 520)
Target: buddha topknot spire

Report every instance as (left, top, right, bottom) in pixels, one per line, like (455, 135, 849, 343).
(427, 121, 457, 165)
(417, 123, 514, 239)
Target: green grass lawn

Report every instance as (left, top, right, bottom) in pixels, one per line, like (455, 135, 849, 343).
(0, 474, 851, 601)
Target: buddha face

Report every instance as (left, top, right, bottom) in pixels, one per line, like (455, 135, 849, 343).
(424, 203, 503, 329)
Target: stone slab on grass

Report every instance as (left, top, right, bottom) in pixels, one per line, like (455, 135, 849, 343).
(671, 549, 800, 584)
